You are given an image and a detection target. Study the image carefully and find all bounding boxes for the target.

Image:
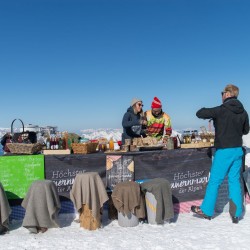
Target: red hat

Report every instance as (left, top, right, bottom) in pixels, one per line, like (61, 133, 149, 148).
(151, 97, 162, 109)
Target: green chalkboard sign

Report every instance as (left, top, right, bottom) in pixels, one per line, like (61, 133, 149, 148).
(0, 155, 45, 199)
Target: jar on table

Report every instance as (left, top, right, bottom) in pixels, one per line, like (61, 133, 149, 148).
(99, 143, 106, 152)
(166, 137, 174, 150)
(109, 137, 114, 151)
(172, 137, 178, 149)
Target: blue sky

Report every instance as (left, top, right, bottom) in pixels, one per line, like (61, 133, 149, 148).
(1, 0, 250, 133)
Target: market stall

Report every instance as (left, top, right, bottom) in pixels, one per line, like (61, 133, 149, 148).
(0, 148, 214, 214)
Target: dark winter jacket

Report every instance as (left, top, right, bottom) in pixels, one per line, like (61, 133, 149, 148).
(122, 106, 145, 144)
(196, 97, 249, 149)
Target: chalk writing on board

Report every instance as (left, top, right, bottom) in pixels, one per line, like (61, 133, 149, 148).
(0, 155, 44, 199)
(106, 155, 134, 190)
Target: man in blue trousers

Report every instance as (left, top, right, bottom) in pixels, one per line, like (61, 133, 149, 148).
(191, 84, 249, 223)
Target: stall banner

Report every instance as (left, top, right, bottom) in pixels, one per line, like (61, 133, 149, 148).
(0, 155, 44, 199)
(106, 155, 134, 190)
(134, 148, 212, 203)
(45, 154, 106, 198)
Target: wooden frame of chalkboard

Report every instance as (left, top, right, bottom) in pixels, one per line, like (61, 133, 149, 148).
(0, 155, 45, 199)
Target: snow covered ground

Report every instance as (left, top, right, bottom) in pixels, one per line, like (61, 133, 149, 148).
(1, 205, 250, 250)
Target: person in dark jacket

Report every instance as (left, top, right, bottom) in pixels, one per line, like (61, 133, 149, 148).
(191, 84, 249, 223)
(121, 98, 147, 145)
(0, 133, 12, 153)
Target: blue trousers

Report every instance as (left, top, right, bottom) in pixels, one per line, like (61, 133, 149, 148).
(201, 147, 244, 217)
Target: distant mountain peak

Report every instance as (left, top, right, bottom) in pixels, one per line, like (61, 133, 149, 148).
(80, 128, 122, 141)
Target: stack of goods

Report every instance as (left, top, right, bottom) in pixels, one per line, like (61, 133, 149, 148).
(132, 137, 158, 146)
(45, 136, 66, 150)
(120, 137, 161, 152)
(181, 132, 215, 149)
(98, 138, 122, 152)
(199, 133, 215, 143)
(43, 132, 80, 155)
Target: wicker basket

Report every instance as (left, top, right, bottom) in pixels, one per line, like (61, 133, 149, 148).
(72, 142, 98, 154)
(6, 143, 43, 155)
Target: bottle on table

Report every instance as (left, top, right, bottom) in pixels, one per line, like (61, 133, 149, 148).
(166, 137, 174, 150)
(55, 137, 59, 150)
(46, 137, 50, 149)
(109, 137, 114, 151)
(58, 137, 63, 149)
(50, 137, 54, 150)
(63, 136, 68, 149)
(67, 138, 72, 150)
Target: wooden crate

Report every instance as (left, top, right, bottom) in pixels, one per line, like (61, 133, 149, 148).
(180, 142, 213, 149)
(42, 149, 71, 155)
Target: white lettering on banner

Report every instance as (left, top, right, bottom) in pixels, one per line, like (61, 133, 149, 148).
(57, 187, 66, 193)
(108, 174, 133, 179)
(173, 170, 205, 181)
(171, 170, 209, 194)
(188, 186, 202, 192)
(171, 176, 209, 194)
(51, 169, 86, 179)
(52, 178, 75, 187)
(171, 176, 209, 189)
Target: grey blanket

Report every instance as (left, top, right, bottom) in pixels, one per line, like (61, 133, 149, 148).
(21, 180, 61, 232)
(0, 182, 11, 234)
(112, 181, 145, 219)
(70, 172, 109, 220)
(141, 178, 174, 224)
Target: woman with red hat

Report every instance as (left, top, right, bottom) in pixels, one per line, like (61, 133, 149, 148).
(144, 97, 172, 140)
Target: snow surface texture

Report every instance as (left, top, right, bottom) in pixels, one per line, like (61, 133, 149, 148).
(1, 205, 250, 250)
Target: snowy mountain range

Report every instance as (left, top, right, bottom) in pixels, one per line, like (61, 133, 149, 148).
(0, 127, 183, 142)
(0, 128, 10, 138)
(80, 128, 183, 142)
(80, 128, 123, 141)
(0, 127, 25, 139)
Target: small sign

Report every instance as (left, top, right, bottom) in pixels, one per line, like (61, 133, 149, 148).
(106, 155, 134, 190)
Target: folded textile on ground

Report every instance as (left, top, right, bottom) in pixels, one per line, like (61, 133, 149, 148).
(141, 178, 174, 224)
(111, 181, 145, 219)
(0, 182, 11, 234)
(21, 180, 61, 233)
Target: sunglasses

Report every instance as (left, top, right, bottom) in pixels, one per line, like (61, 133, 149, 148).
(221, 91, 226, 96)
(137, 103, 143, 107)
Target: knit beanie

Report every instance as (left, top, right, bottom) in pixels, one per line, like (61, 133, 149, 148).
(131, 98, 142, 107)
(151, 97, 162, 109)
